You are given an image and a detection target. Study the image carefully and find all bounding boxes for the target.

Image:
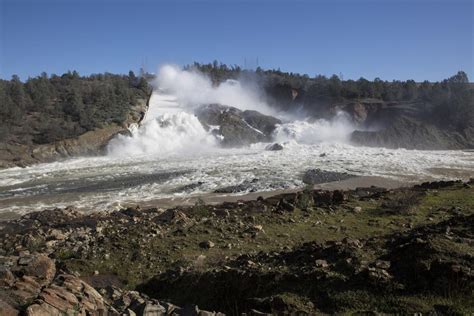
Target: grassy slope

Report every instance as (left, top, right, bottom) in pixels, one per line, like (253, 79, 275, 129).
(47, 183, 473, 314)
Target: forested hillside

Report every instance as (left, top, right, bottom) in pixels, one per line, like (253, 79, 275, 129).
(1, 64, 472, 153)
(190, 62, 473, 131)
(0, 71, 150, 145)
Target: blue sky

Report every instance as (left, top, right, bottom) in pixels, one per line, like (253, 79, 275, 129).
(1, 0, 472, 81)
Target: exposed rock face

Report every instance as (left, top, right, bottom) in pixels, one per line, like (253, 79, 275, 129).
(351, 116, 474, 150)
(195, 104, 281, 147)
(0, 254, 109, 315)
(0, 98, 149, 169)
(342, 100, 474, 150)
(342, 100, 388, 127)
(0, 252, 224, 315)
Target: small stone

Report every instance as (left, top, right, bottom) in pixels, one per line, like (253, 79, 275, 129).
(375, 260, 391, 269)
(0, 267, 15, 287)
(199, 241, 215, 249)
(251, 225, 264, 232)
(139, 302, 166, 315)
(315, 259, 329, 268)
(49, 229, 66, 240)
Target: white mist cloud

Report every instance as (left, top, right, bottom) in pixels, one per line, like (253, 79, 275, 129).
(154, 64, 275, 116)
(273, 111, 355, 144)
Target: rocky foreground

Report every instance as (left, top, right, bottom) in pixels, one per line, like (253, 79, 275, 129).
(1, 180, 473, 315)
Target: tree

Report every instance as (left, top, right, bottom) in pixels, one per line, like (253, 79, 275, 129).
(448, 71, 469, 84)
(328, 75, 342, 99)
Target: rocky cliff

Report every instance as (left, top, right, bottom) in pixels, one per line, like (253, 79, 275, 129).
(351, 115, 474, 150)
(345, 101, 474, 150)
(0, 98, 149, 169)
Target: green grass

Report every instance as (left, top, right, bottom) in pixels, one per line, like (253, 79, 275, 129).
(60, 184, 474, 295)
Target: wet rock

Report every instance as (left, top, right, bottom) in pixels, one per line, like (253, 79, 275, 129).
(265, 143, 283, 151)
(214, 179, 259, 194)
(415, 180, 460, 190)
(172, 182, 204, 193)
(302, 169, 354, 185)
(195, 104, 281, 147)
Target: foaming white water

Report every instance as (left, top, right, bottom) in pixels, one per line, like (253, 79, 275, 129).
(1, 65, 473, 215)
(1, 143, 473, 215)
(156, 64, 274, 115)
(107, 64, 276, 158)
(107, 111, 217, 157)
(274, 112, 355, 144)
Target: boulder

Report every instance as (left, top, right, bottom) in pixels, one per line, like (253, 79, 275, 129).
(22, 255, 56, 286)
(195, 104, 281, 147)
(265, 143, 283, 151)
(242, 110, 282, 136)
(302, 169, 354, 185)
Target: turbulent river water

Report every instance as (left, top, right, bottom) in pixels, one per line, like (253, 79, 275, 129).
(1, 85, 474, 215)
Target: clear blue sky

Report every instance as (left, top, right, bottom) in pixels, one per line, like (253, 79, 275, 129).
(1, 0, 472, 81)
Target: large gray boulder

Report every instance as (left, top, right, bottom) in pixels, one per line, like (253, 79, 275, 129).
(195, 104, 281, 147)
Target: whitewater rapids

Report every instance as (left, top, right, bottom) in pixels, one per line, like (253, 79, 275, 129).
(0, 91, 473, 215)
